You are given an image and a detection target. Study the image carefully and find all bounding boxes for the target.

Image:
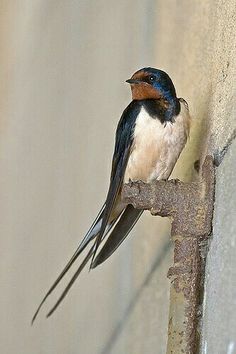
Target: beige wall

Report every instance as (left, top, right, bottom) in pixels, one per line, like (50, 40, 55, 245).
(0, 1, 235, 354)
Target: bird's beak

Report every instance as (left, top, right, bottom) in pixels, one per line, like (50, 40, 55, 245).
(126, 78, 141, 84)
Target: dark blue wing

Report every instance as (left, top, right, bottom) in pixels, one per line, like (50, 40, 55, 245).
(91, 205, 143, 268)
(90, 100, 142, 266)
(32, 100, 141, 322)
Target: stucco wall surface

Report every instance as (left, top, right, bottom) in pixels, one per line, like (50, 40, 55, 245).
(201, 141, 236, 354)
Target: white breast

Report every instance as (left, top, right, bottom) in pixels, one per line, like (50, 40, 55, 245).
(124, 100, 190, 183)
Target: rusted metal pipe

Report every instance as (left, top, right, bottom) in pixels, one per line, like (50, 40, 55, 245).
(121, 156, 215, 354)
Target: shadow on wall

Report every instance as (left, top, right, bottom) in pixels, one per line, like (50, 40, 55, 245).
(99, 239, 171, 354)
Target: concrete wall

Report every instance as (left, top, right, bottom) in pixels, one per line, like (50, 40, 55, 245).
(0, 1, 235, 354)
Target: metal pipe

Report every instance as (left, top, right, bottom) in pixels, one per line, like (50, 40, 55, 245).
(122, 156, 215, 354)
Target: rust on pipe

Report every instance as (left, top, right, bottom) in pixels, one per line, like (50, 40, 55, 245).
(121, 156, 215, 354)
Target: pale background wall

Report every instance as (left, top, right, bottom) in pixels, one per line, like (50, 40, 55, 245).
(0, 1, 235, 354)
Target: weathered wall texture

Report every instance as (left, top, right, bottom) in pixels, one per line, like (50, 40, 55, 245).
(0, 1, 235, 354)
(202, 141, 236, 354)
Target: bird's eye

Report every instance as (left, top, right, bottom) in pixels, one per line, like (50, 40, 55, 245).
(149, 75, 155, 82)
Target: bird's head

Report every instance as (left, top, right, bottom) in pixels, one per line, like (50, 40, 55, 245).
(126, 67, 177, 102)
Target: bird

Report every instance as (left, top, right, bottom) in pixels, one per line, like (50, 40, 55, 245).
(32, 67, 191, 323)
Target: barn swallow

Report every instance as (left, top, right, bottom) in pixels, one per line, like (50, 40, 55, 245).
(32, 67, 190, 323)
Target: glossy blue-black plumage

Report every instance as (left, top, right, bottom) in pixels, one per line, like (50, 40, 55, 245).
(130, 67, 180, 122)
(135, 67, 177, 101)
(111, 100, 142, 180)
(91, 101, 144, 268)
(90, 100, 142, 265)
(31, 99, 144, 322)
